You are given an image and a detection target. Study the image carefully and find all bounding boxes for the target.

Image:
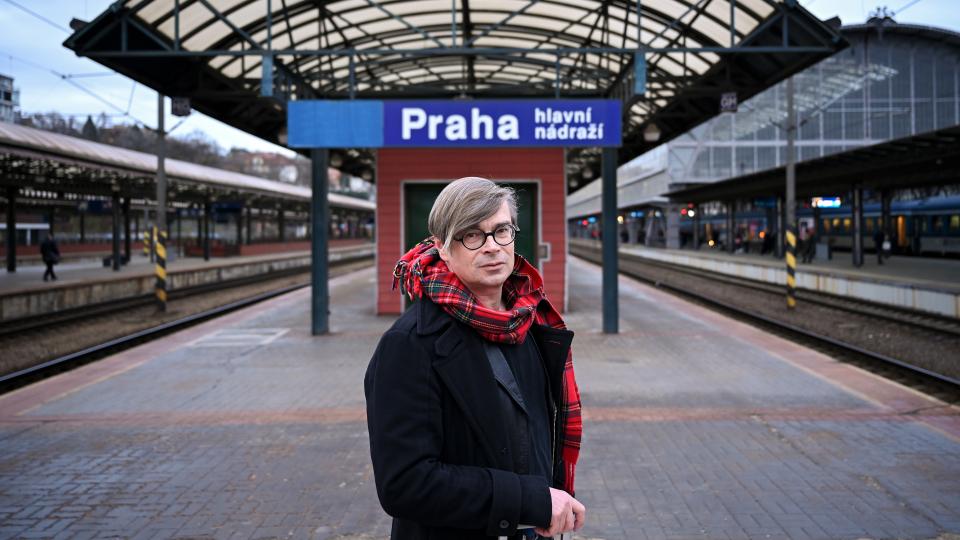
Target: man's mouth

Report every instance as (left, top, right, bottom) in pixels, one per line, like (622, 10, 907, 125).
(480, 261, 505, 269)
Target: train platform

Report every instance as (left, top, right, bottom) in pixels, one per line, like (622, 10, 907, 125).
(591, 240, 960, 318)
(0, 241, 374, 323)
(1, 258, 957, 540)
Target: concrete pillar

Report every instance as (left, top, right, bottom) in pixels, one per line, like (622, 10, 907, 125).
(852, 184, 864, 267)
(6, 187, 16, 273)
(111, 190, 121, 271)
(627, 217, 640, 244)
(665, 203, 681, 249)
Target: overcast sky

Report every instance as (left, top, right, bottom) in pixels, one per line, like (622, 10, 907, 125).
(1, 0, 958, 157)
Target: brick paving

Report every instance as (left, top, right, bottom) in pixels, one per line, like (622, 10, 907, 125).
(0, 258, 957, 539)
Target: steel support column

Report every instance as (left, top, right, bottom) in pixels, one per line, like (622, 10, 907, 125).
(692, 205, 700, 250)
(726, 201, 735, 253)
(245, 205, 252, 245)
(775, 197, 784, 258)
(311, 148, 330, 335)
(236, 204, 244, 246)
(601, 146, 618, 334)
(278, 205, 286, 242)
(881, 189, 892, 240)
(111, 190, 121, 271)
(80, 205, 86, 243)
(852, 184, 863, 267)
(123, 197, 131, 263)
(5, 187, 15, 273)
(203, 197, 211, 261)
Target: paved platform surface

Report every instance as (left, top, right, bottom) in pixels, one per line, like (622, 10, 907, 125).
(0, 241, 372, 295)
(0, 258, 958, 539)
(616, 241, 960, 293)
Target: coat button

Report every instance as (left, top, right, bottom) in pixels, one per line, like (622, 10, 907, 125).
(500, 447, 507, 455)
(499, 520, 509, 529)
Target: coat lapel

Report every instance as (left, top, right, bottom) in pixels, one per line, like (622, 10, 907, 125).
(420, 301, 509, 467)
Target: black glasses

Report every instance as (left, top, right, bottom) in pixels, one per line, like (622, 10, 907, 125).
(454, 224, 518, 250)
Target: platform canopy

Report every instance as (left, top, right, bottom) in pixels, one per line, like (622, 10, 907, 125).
(64, 0, 844, 173)
(666, 125, 960, 203)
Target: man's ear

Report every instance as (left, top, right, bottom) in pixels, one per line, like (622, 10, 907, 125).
(434, 237, 450, 262)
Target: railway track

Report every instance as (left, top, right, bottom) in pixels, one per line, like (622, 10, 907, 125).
(0, 257, 372, 394)
(571, 242, 960, 399)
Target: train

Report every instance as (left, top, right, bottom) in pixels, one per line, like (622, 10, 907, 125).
(688, 195, 960, 256)
(571, 195, 960, 257)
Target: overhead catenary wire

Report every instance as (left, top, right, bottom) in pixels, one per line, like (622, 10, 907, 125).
(1, 50, 152, 129)
(1, 0, 71, 33)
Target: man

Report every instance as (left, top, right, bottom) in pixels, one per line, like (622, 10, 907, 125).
(40, 233, 60, 281)
(873, 227, 886, 265)
(365, 177, 585, 539)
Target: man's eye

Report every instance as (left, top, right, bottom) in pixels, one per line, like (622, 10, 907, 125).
(495, 227, 511, 237)
(463, 231, 482, 241)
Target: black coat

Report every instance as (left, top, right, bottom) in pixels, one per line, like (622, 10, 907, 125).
(40, 238, 60, 264)
(364, 296, 574, 540)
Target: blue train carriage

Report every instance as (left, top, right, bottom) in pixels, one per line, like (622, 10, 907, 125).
(668, 195, 960, 257)
(806, 195, 960, 256)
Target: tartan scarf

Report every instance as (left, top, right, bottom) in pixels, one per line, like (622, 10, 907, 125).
(392, 239, 582, 494)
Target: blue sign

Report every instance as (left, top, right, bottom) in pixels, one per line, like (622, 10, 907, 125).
(287, 99, 621, 148)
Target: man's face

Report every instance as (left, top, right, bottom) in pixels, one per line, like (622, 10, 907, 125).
(436, 200, 515, 297)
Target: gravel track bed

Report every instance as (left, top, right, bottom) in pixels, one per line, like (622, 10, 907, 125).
(0, 260, 370, 378)
(573, 246, 960, 382)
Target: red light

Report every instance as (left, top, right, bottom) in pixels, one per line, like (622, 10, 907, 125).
(681, 208, 688, 216)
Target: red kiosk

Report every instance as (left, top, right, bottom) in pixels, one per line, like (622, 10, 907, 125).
(288, 99, 621, 316)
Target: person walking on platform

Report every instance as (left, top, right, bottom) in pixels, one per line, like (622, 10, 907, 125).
(365, 177, 585, 540)
(873, 228, 886, 265)
(40, 233, 60, 281)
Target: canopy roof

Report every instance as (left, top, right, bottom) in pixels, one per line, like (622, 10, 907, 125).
(0, 122, 375, 210)
(666, 125, 960, 203)
(64, 0, 844, 168)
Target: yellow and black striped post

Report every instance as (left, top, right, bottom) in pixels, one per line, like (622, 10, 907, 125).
(785, 227, 797, 309)
(154, 226, 167, 312)
(142, 230, 151, 258)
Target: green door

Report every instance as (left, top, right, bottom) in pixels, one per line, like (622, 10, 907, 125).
(404, 182, 537, 267)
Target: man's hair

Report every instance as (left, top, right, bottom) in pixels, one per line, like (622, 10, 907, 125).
(428, 177, 518, 252)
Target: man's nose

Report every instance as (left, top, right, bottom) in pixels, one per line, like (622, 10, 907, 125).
(480, 234, 500, 251)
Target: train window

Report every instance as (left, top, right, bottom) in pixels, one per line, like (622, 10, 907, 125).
(932, 216, 944, 232)
(865, 218, 874, 231)
(832, 218, 840, 229)
(822, 219, 830, 232)
(951, 215, 960, 231)
(921, 219, 928, 233)
(843, 218, 851, 231)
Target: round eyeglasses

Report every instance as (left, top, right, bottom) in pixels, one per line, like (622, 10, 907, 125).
(454, 224, 518, 250)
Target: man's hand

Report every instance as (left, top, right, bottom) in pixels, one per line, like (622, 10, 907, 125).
(534, 487, 586, 538)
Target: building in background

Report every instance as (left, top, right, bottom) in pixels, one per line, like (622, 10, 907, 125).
(0, 74, 19, 123)
(569, 20, 960, 248)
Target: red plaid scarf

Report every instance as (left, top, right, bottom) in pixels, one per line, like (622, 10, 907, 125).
(393, 239, 582, 494)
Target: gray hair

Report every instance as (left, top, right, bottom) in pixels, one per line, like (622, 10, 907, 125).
(428, 177, 518, 252)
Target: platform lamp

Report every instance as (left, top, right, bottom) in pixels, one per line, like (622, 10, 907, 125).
(643, 122, 661, 143)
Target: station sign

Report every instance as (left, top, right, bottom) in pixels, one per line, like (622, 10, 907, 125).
(287, 99, 621, 148)
(812, 196, 842, 208)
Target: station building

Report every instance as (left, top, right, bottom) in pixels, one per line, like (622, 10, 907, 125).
(569, 20, 960, 257)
